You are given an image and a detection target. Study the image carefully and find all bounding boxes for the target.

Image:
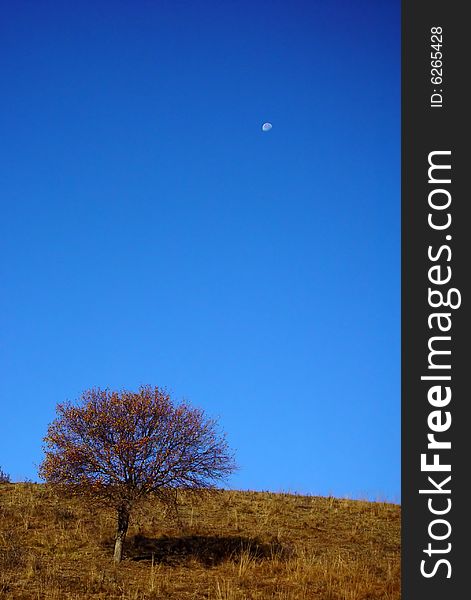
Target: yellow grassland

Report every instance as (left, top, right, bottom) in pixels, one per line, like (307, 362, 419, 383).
(0, 484, 400, 599)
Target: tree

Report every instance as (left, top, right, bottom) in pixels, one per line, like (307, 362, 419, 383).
(0, 466, 11, 484)
(39, 385, 237, 563)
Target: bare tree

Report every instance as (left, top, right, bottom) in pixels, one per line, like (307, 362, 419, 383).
(0, 466, 11, 484)
(39, 385, 236, 563)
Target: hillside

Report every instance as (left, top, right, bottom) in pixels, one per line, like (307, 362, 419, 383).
(0, 483, 400, 599)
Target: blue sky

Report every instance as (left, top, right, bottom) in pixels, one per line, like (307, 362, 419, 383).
(0, 0, 400, 501)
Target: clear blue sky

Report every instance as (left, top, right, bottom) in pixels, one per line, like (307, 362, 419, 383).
(0, 0, 399, 501)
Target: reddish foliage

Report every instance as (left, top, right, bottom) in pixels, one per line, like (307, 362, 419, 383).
(40, 386, 236, 503)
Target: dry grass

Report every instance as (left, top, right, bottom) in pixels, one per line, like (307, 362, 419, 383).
(0, 484, 400, 599)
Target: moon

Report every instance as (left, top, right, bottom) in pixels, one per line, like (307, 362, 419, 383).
(261, 122, 272, 132)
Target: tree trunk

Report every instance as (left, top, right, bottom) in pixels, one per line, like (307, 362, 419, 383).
(113, 506, 130, 564)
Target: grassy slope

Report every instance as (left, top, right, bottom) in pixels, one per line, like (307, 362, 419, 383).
(0, 483, 400, 599)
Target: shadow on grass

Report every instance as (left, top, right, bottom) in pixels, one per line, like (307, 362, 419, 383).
(122, 534, 292, 566)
